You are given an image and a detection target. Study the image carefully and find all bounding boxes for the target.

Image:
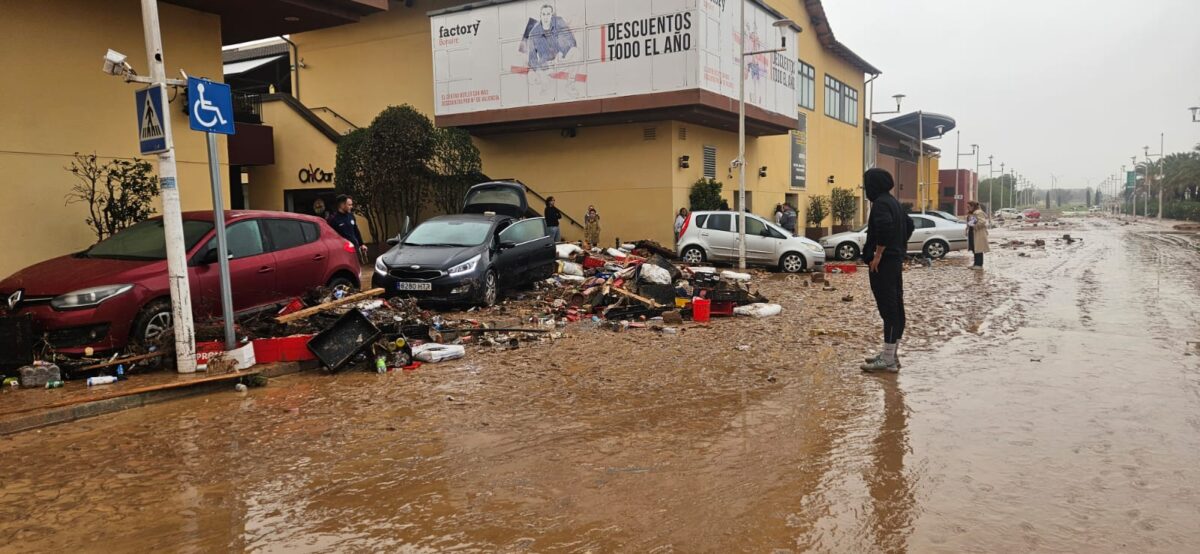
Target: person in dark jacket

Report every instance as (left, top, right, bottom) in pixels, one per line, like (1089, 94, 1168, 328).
(330, 194, 368, 263)
(544, 196, 563, 243)
(861, 169, 914, 373)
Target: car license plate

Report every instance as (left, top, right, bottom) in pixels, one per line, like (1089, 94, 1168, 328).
(395, 281, 432, 292)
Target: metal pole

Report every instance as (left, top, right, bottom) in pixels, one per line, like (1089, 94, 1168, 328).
(205, 133, 235, 350)
(918, 110, 924, 213)
(737, 0, 747, 270)
(140, 0, 196, 373)
(955, 131, 961, 214)
(1158, 132, 1164, 221)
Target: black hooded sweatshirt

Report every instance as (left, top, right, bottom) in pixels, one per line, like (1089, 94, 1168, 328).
(862, 169, 914, 262)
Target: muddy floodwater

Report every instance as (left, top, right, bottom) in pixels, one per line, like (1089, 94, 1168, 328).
(2, 217, 1199, 552)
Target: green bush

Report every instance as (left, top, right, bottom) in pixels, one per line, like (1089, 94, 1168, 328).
(830, 187, 857, 225)
(806, 195, 829, 228)
(689, 178, 724, 211)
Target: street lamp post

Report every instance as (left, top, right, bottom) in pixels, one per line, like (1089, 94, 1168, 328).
(955, 133, 977, 215)
(977, 154, 992, 213)
(1191, 106, 1199, 123)
(736, 2, 794, 269)
(867, 93, 905, 219)
(1131, 156, 1139, 218)
(1145, 133, 1164, 221)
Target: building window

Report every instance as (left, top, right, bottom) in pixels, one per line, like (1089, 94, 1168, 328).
(944, 187, 955, 197)
(843, 85, 859, 126)
(797, 61, 815, 110)
(702, 145, 717, 179)
(824, 75, 842, 120)
(825, 76, 857, 126)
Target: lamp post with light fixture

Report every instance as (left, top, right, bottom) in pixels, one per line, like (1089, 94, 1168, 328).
(865, 93, 905, 222)
(735, 2, 795, 270)
(955, 134, 977, 215)
(1144, 133, 1164, 220)
(1191, 106, 1199, 123)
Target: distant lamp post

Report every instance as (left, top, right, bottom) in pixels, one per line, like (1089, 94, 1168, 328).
(735, 7, 796, 269)
(1191, 106, 1199, 123)
(955, 134, 977, 215)
(1144, 133, 1164, 220)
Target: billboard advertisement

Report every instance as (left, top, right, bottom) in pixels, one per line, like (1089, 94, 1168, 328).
(431, 0, 797, 119)
(790, 113, 806, 189)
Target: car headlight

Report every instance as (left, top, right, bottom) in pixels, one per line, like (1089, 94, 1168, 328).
(51, 284, 133, 310)
(374, 257, 388, 275)
(448, 254, 481, 277)
(804, 242, 824, 254)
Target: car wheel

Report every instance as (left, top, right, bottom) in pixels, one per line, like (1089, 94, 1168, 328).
(327, 275, 358, 297)
(836, 242, 860, 261)
(780, 252, 806, 273)
(479, 271, 498, 307)
(681, 246, 706, 264)
(132, 299, 172, 347)
(924, 239, 949, 259)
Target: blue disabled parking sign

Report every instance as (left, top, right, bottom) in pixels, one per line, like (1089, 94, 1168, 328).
(135, 84, 169, 155)
(187, 77, 235, 135)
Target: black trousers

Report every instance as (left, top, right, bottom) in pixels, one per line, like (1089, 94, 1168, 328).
(869, 258, 906, 344)
(968, 232, 984, 266)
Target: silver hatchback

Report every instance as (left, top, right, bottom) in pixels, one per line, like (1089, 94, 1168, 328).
(676, 211, 826, 272)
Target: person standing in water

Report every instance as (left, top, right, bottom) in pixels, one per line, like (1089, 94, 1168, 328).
(861, 169, 914, 373)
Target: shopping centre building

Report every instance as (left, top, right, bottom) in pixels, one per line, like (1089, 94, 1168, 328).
(2, 0, 884, 277)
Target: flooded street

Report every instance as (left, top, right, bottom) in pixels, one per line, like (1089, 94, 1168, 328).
(3, 217, 1199, 553)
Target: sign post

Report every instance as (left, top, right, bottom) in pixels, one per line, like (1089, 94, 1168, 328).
(137, 0, 196, 373)
(187, 76, 237, 350)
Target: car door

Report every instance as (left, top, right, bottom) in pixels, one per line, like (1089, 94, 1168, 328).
(700, 213, 735, 261)
(739, 216, 779, 263)
(908, 215, 935, 253)
(496, 218, 550, 285)
(194, 219, 277, 312)
(263, 218, 327, 299)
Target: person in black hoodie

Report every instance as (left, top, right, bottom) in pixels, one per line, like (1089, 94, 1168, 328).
(860, 169, 914, 372)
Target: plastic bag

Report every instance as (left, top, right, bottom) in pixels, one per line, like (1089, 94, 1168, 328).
(733, 303, 782, 318)
(556, 243, 583, 259)
(557, 261, 584, 276)
(721, 270, 752, 282)
(412, 343, 466, 363)
(639, 263, 672, 285)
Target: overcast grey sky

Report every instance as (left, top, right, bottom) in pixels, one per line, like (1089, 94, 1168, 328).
(821, 0, 1200, 190)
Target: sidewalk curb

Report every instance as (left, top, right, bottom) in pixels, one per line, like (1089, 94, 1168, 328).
(0, 361, 312, 436)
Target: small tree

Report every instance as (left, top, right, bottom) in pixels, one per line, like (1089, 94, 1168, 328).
(334, 128, 390, 242)
(689, 178, 724, 211)
(429, 127, 484, 215)
(805, 195, 829, 228)
(830, 187, 857, 226)
(364, 105, 437, 236)
(64, 153, 158, 241)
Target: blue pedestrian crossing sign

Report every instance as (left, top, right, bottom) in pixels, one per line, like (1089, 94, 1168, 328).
(135, 85, 169, 155)
(187, 77, 235, 135)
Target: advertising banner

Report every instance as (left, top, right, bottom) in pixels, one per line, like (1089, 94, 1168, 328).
(431, 0, 796, 119)
(790, 113, 806, 189)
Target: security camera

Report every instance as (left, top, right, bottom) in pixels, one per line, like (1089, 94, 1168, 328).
(102, 49, 130, 76)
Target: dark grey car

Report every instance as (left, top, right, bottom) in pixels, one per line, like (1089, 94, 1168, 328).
(370, 182, 555, 306)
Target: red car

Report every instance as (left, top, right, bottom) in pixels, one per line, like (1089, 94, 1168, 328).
(0, 211, 360, 355)
(1022, 208, 1041, 220)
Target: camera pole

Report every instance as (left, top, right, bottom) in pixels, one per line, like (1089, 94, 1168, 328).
(139, 0, 196, 372)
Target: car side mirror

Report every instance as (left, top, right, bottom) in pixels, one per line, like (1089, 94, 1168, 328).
(498, 240, 517, 250)
(386, 236, 400, 247)
(201, 247, 220, 265)
(760, 228, 772, 237)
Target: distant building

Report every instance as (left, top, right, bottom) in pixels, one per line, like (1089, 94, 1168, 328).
(939, 169, 977, 214)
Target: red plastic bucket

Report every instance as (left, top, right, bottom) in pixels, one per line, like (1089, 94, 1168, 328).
(692, 297, 711, 322)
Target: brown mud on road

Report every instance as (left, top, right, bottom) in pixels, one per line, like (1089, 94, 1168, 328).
(2, 217, 1199, 552)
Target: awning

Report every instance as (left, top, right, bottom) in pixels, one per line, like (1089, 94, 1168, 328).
(224, 55, 285, 77)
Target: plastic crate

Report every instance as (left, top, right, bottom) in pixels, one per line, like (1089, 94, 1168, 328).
(253, 335, 316, 363)
(307, 310, 381, 371)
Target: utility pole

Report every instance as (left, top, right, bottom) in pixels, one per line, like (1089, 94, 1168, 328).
(978, 154, 992, 213)
(139, 0, 196, 373)
(955, 133, 977, 215)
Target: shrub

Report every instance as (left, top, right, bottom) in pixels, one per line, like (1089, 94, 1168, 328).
(830, 187, 857, 225)
(689, 178, 724, 211)
(806, 195, 829, 228)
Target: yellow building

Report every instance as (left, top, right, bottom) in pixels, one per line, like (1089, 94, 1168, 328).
(0, 0, 386, 278)
(261, 0, 878, 247)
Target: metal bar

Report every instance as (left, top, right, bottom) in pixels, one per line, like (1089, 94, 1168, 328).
(206, 133, 236, 350)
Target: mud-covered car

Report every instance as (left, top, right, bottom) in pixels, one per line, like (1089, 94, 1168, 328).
(371, 182, 555, 306)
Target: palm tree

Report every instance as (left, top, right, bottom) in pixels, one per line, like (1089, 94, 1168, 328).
(1161, 152, 1200, 201)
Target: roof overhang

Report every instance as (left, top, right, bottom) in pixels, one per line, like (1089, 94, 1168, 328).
(164, 0, 387, 45)
(802, 0, 881, 75)
(879, 112, 957, 141)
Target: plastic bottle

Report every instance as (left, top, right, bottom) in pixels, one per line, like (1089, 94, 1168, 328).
(375, 356, 387, 374)
(115, 364, 125, 380)
(45, 380, 64, 389)
(87, 376, 118, 387)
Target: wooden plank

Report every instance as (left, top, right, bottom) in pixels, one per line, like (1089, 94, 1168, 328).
(77, 351, 168, 371)
(275, 288, 386, 324)
(610, 286, 663, 308)
(0, 370, 258, 418)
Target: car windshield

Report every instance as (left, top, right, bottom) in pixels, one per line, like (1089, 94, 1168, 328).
(403, 220, 492, 247)
(85, 219, 214, 260)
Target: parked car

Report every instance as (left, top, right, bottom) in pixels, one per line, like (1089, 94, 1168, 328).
(676, 211, 825, 272)
(926, 210, 963, 223)
(371, 181, 555, 306)
(0, 211, 362, 355)
(1022, 208, 1042, 220)
(819, 213, 969, 261)
(995, 208, 1021, 219)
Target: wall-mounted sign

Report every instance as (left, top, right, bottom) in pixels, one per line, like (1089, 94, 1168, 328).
(790, 113, 807, 189)
(299, 165, 333, 184)
(431, 0, 797, 119)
